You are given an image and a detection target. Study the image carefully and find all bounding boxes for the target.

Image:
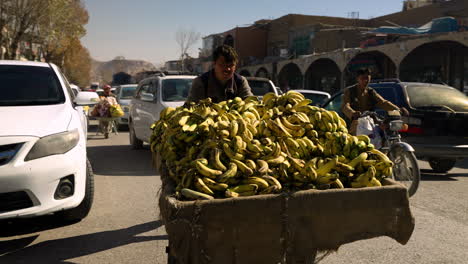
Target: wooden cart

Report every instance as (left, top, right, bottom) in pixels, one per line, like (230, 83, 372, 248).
(159, 168, 415, 264)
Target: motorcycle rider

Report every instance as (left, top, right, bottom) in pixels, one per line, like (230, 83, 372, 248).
(341, 68, 408, 135)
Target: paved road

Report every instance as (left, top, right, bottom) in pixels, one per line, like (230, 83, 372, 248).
(1, 122, 467, 264)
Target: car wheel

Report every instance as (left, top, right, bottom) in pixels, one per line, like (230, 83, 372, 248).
(129, 121, 143, 149)
(428, 158, 457, 173)
(57, 158, 94, 221)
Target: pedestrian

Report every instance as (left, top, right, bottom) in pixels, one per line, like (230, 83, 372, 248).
(341, 68, 408, 135)
(97, 84, 117, 138)
(186, 45, 253, 103)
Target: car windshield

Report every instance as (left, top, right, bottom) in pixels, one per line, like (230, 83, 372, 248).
(406, 84, 468, 112)
(162, 79, 193, 102)
(119, 85, 137, 99)
(0, 65, 65, 106)
(248, 80, 275, 96)
(302, 93, 329, 105)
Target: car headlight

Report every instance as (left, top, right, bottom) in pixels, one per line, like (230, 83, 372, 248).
(25, 129, 80, 161)
(389, 120, 404, 131)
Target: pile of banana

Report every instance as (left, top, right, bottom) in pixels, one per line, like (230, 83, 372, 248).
(150, 91, 394, 200)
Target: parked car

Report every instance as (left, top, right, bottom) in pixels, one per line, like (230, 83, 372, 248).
(129, 73, 196, 148)
(321, 80, 468, 173)
(294, 89, 331, 106)
(0, 60, 99, 221)
(115, 84, 138, 127)
(245, 77, 279, 98)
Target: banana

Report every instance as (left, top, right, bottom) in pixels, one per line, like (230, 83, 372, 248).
(202, 177, 229, 191)
(354, 166, 376, 185)
(229, 120, 239, 138)
(217, 162, 238, 182)
(293, 171, 309, 183)
(233, 136, 245, 152)
(232, 159, 254, 176)
(195, 159, 223, 178)
(267, 119, 292, 137)
(246, 140, 263, 153)
(228, 184, 258, 193)
(194, 177, 215, 195)
(262, 175, 282, 190)
(347, 152, 368, 168)
(249, 107, 261, 120)
(262, 92, 278, 105)
(331, 178, 345, 189)
(180, 188, 214, 200)
(316, 158, 337, 177)
(356, 135, 371, 145)
(281, 116, 303, 130)
(225, 189, 239, 198)
(245, 159, 257, 171)
(289, 157, 305, 171)
(262, 141, 281, 160)
(300, 164, 317, 181)
(259, 185, 280, 194)
(316, 172, 339, 184)
(246, 122, 258, 136)
(370, 149, 394, 167)
(242, 127, 254, 142)
(296, 112, 311, 123)
(314, 111, 322, 122)
(243, 177, 269, 190)
(256, 159, 269, 174)
(223, 143, 244, 160)
(335, 162, 355, 173)
(367, 177, 382, 187)
(178, 115, 190, 126)
(211, 148, 227, 171)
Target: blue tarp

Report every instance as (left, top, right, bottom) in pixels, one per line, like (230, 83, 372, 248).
(369, 17, 460, 35)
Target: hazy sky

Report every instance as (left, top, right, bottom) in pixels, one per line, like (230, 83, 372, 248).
(81, 0, 403, 65)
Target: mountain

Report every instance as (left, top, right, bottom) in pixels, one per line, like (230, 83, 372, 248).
(90, 58, 157, 83)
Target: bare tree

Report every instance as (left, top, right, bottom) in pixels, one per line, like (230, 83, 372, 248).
(175, 28, 200, 71)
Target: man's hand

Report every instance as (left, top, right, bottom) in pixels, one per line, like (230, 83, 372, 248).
(400, 107, 409, 116)
(352, 111, 362, 120)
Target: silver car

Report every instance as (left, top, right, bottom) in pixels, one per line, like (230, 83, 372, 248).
(115, 84, 138, 127)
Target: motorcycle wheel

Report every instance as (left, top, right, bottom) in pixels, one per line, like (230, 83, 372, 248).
(388, 148, 420, 197)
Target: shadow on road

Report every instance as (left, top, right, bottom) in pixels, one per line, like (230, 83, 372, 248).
(454, 158, 468, 169)
(0, 215, 80, 237)
(420, 169, 468, 181)
(0, 220, 166, 263)
(87, 145, 156, 176)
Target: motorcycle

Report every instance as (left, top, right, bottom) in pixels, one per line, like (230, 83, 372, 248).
(357, 111, 420, 197)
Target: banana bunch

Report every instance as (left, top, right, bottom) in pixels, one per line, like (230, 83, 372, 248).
(150, 91, 394, 201)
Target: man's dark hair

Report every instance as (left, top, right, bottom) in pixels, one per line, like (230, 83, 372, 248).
(212, 45, 238, 64)
(356, 68, 371, 77)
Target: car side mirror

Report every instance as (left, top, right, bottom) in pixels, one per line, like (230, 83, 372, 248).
(141, 92, 155, 102)
(74, 91, 100, 106)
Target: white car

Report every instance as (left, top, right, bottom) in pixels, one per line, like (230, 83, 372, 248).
(129, 74, 196, 148)
(0, 60, 99, 221)
(294, 89, 331, 106)
(115, 84, 138, 127)
(244, 77, 279, 99)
